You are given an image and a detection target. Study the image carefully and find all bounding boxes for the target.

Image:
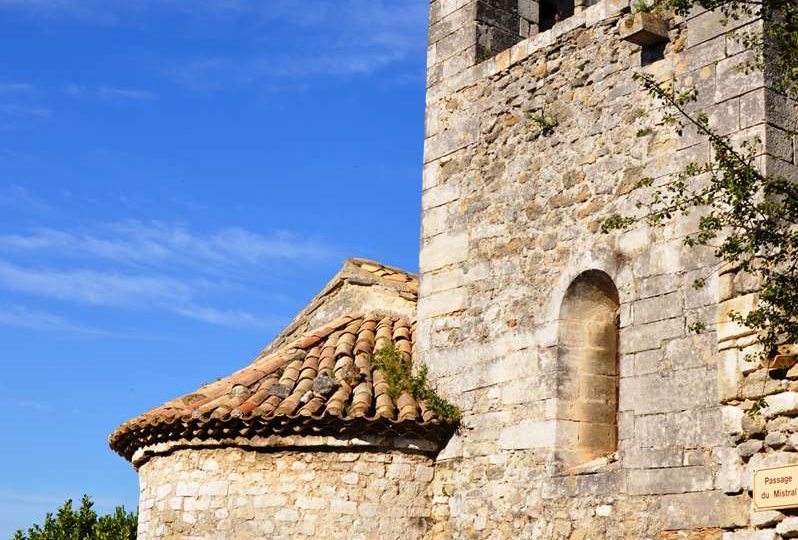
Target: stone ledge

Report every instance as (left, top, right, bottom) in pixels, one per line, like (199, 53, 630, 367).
(131, 434, 441, 468)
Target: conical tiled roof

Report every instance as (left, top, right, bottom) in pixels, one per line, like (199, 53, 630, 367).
(110, 311, 456, 463)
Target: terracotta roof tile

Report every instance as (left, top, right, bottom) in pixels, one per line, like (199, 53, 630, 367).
(109, 313, 455, 461)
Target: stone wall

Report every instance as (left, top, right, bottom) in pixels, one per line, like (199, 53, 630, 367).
(418, 0, 794, 537)
(717, 268, 798, 538)
(137, 447, 435, 540)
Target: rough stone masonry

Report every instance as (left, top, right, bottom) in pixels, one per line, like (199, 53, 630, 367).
(418, 0, 796, 538)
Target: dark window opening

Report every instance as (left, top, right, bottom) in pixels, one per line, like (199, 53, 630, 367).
(539, 0, 575, 32)
(641, 41, 667, 66)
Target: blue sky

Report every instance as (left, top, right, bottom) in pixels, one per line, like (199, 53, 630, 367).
(0, 1, 427, 535)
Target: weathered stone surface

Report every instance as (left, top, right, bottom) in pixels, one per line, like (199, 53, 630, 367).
(778, 517, 798, 538)
(137, 448, 433, 539)
(722, 531, 777, 540)
(497, 420, 556, 450)
(737, 439, 763, 458)
(764, 430, 786, 448)
(658, 491, 748, 530)
(628, 466, 713, 495)
(751, 510, 784, 528)
(764, 392, 798, 418)
(715, 447, 744, 494)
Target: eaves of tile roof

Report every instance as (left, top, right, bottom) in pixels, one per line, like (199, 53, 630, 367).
(109, 260, 456, 464)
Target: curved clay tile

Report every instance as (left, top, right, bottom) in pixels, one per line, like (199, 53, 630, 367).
(108, 312, 457, 462)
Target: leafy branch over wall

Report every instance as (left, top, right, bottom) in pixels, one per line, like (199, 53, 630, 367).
(602, 0, 798, 361)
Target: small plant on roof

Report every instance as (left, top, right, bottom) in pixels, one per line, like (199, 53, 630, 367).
(371, 345, 461, 422)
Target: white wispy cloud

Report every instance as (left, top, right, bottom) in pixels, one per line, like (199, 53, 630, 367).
(0, 221, 336, 269)
(0, 83, 47, 129)
(0, 0, 120, 23)
(11, 399, 53, 413)
(66, 84, 157, 100)
(0, 103, 49, 118)
(0, 185, 51, 213)
(0, 220, 337, 329)
(173, 305, 281, 328)
(0, 103, 50, 129)
(0, 304, 110, 334)
(0, 261, 276, 328)
(0, 82, 34, 93)
(97, 86, 156, 100)
(0, 0, 427, 84)
(175, 0, 426, 85)
(0, 262, 193, 307)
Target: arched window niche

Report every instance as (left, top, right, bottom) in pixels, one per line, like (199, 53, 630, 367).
(555, 270, 620, 470)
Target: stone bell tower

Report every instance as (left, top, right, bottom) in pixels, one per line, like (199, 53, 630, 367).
(417, 0, 797, 537)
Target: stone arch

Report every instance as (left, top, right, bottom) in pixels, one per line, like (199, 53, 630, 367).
(555, 270, 620, 469)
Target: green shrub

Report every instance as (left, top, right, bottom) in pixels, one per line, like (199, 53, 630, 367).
(13, 495, 137, 540)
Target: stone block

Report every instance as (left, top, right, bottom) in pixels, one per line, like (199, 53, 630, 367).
(617, 227, 651, 256)
(627, 466, 713, 495)
(740, 89, 767, 129)
(722, 532, 777, 540)
(423, 116, 479, 162)
(436, 26, 473, 62)
(687, 8, 755, 48)
(715, 51, 765, 103)
(638, 273, 681, 299)
(717, 294, 758, 343)
(253, 493, 287, 508)
(715, 446, 743, 494)
(763, 392, 798, 418)
(623, 447, 682, 469)
(777, 517, 798, 538)
(686, 35, 728, 69)
(737, 439, 763, 458)
(619, 368, 711, 415)
(633, 292, 683, 325)
(542, 470, 626, 499)
(418, 287, 467, 318)
(619, 317, 684, 354)
(636, 409, 723, 448)
(619, 13, 670, 46)
(630, 350, 656, 376)
(419, 231, 468, 271)
(751, 510, 784, 528)
(460, 349, 538, 391)
(722, 405, 745, 436)
(648, 241, 683, 275)
(423, 182, 459, 210)
(660, 491, 748, 530)
(274, 507, 299, 522)
(498, 419, 556, 450)
(199, 480, 228, 497)
(684, 269, 718, 309)
(422, 204, 452, 238)
(718, 349, 742, 402)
